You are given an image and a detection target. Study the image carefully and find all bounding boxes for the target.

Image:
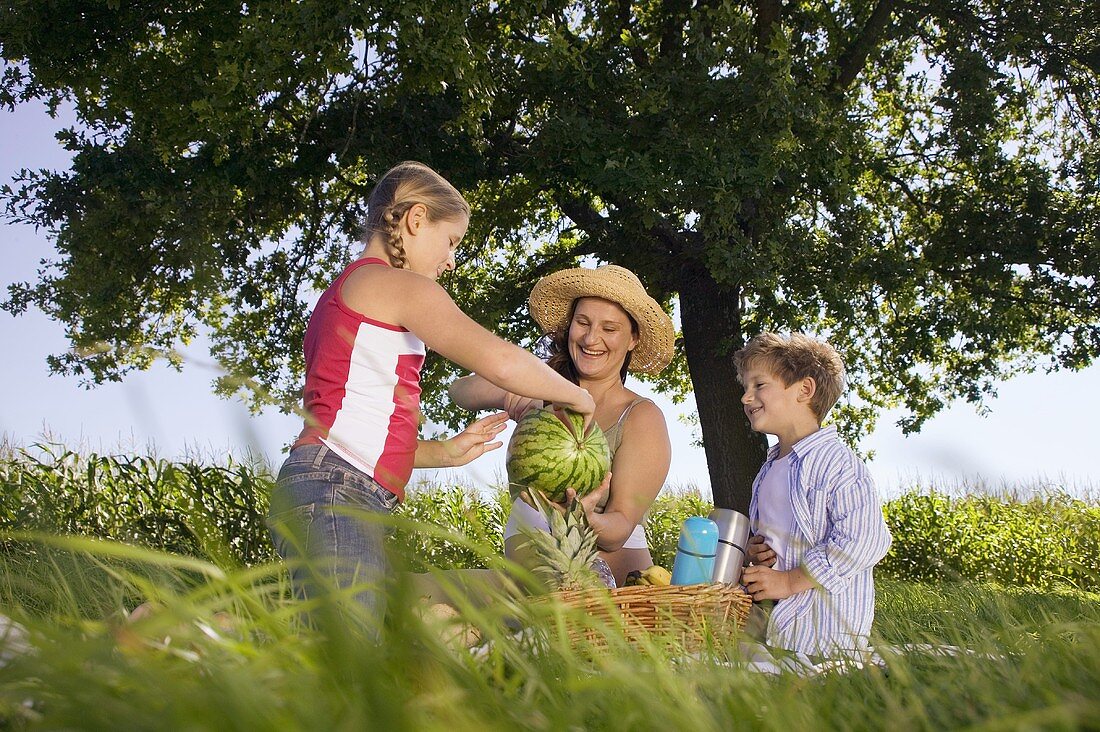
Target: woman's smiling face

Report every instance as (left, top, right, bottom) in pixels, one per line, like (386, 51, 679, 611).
(567, 297, 639, 380)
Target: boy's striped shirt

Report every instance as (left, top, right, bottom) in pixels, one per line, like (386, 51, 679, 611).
(749, 426, 892, 657)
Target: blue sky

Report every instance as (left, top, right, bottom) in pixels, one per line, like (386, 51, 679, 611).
(3, 100, 1097, 499)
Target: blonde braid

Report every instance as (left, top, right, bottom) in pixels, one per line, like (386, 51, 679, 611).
(381, 202, 413, 269)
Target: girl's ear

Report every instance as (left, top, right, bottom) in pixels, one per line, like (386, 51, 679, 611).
(403, 203, 428, 236)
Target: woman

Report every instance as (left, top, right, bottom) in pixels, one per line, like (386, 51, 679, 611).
(449, 264, 675, 585)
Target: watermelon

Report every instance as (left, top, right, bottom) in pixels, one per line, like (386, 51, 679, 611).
(505, 407, 611, 503)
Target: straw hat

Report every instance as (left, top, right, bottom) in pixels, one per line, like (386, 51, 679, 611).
(528, 265, 675, 375)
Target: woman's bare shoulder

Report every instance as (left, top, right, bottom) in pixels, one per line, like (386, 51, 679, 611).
(621, 392, 667, 428)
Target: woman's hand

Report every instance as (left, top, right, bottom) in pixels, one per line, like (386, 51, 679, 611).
(437, 412, 509, 467)
(503, 391, 539, 422)
(747, 534, 777, 567)
(570, 473, 612, 517)
(520, 472, 611, 518)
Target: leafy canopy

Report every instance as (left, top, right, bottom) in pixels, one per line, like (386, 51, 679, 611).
(2, 0, 1098, 504)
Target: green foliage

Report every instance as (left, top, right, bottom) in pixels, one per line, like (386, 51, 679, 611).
(0, 444, 276, 567)
(3, 447, 1100, 592)
(3, 0, 1098, 511)
(881, 491, 1100, 591)
(0, 538, 1099, 730)
(1, 448, 1100, 728)
(393, 483, 510, 571)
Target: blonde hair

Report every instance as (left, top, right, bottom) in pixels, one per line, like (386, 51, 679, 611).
(733, 333, 846, 421)
(363, 161, 470, 269)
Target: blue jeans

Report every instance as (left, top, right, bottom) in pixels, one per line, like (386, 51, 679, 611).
(266, 444, 400, 630)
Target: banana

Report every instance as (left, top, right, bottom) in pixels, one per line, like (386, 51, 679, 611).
(640, 565, 671, 587)
(624, 570, 644, 587)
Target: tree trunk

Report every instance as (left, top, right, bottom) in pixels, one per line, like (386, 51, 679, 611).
(678, 261, 768, 513)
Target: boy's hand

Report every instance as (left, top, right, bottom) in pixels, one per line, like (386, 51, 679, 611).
(741, 565, 815, 601)
(747, 534, 777, 567)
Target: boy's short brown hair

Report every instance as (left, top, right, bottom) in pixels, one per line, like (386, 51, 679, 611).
(732, 333, 846, 422)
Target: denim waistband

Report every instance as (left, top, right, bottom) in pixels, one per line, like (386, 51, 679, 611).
(275, 443, 400, 511)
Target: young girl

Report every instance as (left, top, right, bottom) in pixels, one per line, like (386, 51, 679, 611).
(267, 161, 594, 629)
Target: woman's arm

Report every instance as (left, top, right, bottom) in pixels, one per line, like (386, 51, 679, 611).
(449, 375, 542, 421)
(583, 400, 671, 551)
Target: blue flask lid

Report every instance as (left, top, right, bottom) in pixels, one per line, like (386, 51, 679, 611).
(677, 516, 718, 557)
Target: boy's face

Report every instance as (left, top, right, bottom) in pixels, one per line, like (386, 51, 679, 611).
(739, 362, 816, 436)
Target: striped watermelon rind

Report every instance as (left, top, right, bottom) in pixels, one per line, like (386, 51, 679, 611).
(505, 407, 611, 503)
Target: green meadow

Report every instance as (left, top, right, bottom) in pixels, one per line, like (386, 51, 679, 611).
(1, 446, 1098, 730)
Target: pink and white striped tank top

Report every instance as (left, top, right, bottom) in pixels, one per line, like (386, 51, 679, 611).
(293, 257, 425, 500)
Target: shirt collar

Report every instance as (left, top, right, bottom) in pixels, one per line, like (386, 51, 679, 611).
(764, 425, 836, 462)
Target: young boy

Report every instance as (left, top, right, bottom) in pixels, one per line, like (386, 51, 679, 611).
(735, 333, 892, 659)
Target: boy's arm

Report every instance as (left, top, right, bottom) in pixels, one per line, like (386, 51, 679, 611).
(799, 457, 892, 594)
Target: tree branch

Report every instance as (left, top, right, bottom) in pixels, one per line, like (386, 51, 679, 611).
(615, 0, 649, 69)
(659, 0, 692, 59)
(832, 0, 896, 90)
(555, 193, 614, 242)
(754, 0, 782, 53)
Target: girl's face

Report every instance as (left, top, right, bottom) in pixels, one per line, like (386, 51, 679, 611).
(567, 297, 639, 381)
(404, 210, 469, 280)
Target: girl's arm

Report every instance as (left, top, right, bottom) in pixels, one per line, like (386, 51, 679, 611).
(414, 412, 509, 468)
(343, 268, 596, 420)
(582, 400, 671, 551)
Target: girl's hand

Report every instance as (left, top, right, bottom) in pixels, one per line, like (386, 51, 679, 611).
(553, 389, 596, 432)
(747, 534, 777, 567)
(440, 412, 509, 467)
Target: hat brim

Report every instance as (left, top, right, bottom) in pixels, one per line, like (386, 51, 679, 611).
(528, 265, 675, 375)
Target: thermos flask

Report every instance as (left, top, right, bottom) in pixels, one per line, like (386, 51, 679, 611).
(670, 516, 719, 585)
(708, 508, 751, 584)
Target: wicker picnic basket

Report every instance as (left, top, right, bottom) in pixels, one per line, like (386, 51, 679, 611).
(545, 582, 753, 647)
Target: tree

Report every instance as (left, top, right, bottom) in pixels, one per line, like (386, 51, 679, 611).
(2, 0, 1098, 512)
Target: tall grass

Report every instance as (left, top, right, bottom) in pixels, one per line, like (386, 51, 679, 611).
(3, 446, 1097, 591)
(0, 444, 274, 567)
(1, 447, 1099, 727)
(0, 527, 1097, 730)
(881, 491, 1100, 589)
